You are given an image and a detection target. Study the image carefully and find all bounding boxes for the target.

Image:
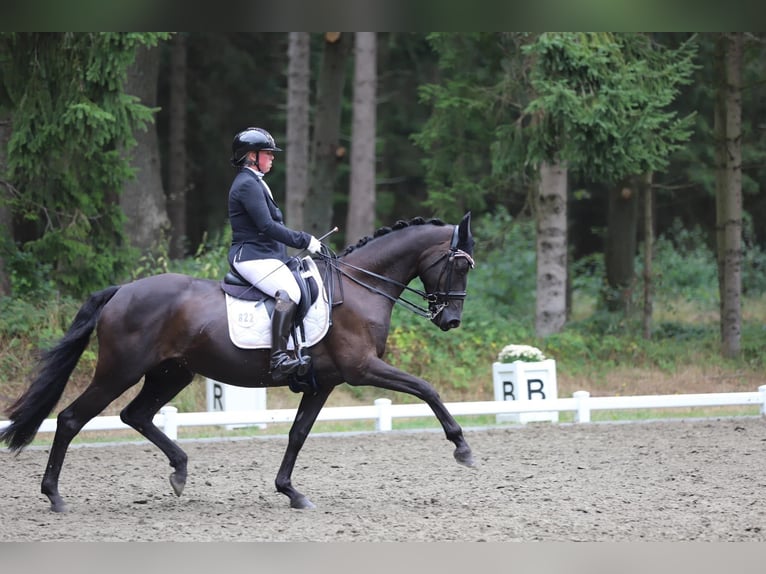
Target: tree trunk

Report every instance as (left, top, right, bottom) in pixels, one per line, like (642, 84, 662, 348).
(713, 34, 727, 343)
(0, 115, 12, 295)
(720, 32, 743, 358)
(641, 172, 654, 340)
(286, 32, 311, 230)
(305, 32, 352, 237)
(345, 32, 377, 246)
(167, 33, 188, 259)
(605, 177, 640, 315)
(535, 160, 568, 337)
(121, 44, 169, 252)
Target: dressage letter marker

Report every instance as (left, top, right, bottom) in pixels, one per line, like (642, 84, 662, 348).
(492, 359, 559, 424)
(205, 379, 267, 430)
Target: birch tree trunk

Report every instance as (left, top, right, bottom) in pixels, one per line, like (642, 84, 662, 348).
(286, 32, 310, 230)
(345, 32, 377, 245)
(535, 160, 568, 337)
(305, 32, 352, 236)
(167, 33, 187, 259)
(720, 32, 743, 358)
(121, 44, 169, 252)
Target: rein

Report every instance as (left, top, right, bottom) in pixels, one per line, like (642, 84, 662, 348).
(317, 225, 475, 320)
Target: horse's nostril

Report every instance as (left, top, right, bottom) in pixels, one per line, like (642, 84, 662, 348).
(448, 319, 461, 329)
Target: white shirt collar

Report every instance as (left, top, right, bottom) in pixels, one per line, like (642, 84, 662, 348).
(246, 167, 273, 200)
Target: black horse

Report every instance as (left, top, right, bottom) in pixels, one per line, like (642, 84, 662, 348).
(1, 213, 476, 512)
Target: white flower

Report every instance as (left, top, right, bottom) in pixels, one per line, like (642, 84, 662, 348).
(497, 344, 547, 363)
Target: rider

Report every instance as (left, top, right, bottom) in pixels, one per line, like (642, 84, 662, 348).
(227, 127, 322, 381)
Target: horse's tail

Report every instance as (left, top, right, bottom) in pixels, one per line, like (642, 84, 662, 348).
(0, 285, 121, 452)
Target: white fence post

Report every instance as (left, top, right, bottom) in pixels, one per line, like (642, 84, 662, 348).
(160, 405, 178, 440)
(759, 385, 766, 416)
(573, 390, 591, 423)
(375, 398, 392, 432)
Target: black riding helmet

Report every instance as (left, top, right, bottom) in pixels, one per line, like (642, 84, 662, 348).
(230, 127, 282, 167)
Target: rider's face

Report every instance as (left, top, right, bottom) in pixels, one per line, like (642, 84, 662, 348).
(258, 150, 274, 173)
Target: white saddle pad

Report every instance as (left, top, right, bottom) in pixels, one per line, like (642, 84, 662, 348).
(224, 256, 331, 350)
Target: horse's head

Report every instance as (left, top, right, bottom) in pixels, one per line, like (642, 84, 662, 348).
(419, 212, 475, 331)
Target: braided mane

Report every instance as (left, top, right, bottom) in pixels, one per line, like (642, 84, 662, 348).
(340, 217, 447, 257)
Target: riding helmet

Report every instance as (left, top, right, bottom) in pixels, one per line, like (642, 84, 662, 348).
(230, 127, 282, 166)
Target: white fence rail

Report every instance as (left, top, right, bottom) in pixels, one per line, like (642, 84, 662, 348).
(2, 386, 766, 442)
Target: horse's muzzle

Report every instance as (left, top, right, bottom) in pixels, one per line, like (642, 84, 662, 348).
(438, 317, 461, 331)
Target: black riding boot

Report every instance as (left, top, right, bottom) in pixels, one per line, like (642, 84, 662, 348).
(270, 291, 311, 381)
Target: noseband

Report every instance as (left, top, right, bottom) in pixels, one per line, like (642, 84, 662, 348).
(322, 225, 475, 320)
(422, 225, 476, 318)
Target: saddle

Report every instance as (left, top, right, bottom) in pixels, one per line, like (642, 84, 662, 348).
(221, 257, 319, 323)
(218, 256, 331, 394)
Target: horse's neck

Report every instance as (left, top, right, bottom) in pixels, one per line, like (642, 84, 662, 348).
(344, 227, 447, 287)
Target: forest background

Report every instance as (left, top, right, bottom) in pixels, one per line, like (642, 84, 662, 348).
(1, 32, 765, 417)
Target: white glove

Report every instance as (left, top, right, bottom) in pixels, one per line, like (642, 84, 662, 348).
(307, 235, 322, 254)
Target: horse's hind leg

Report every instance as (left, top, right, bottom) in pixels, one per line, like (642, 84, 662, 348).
(119, 360, 194, 497)
(41, 370, 144, 512)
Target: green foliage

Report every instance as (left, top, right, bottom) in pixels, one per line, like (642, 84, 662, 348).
(413, 33, 530, 221)
(0, 32, 171, 298)
(522, 32, 698, 181)
(0, 294, 82, 391)
(2, 246, 57, 298)
(469, 207, 537, 319)
(0, 295, 71, 344)
(172, 227, 232, 280)
(130, 225, 231, 282)
(648, 220, 718, 305)
(742, 216, 766, 296)
(415, 32, 699, 233)
(386, 293, 533, 396)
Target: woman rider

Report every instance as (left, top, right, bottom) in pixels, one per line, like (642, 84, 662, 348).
(227, 127, 321, 381)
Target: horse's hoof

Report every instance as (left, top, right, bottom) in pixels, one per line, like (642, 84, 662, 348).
(169, 473, 186, 497)
(290, 496, 316, 510)
(48, 496, 69, 513)
(454, 446, 476, 468)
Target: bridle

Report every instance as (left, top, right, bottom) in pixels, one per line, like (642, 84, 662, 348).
(318, 225, 475, 320)
(424, 225, 476, 318)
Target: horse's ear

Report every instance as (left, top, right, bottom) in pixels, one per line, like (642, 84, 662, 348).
(458, 211, 473, 251)
(458, 212, 471, 241)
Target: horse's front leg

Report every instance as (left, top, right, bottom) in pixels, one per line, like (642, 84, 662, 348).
(350, 356, 475, 468)
(275, 385, 332, 509)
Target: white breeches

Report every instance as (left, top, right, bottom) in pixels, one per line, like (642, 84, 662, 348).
(232, 258, 301, 304)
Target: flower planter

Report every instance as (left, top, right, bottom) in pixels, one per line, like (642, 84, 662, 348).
(492, 359, 559, 423)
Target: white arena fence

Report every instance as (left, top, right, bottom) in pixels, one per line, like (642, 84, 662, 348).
(1, 386, 766, 441)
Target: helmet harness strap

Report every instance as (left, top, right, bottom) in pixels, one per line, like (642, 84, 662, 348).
(243, 150, 261, 171)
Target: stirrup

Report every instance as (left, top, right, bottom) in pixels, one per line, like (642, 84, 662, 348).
(270, 352, 309, 381)
(296, 355, 311, 376)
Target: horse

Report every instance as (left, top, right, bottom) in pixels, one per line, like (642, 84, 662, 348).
(0, 212, 476, 512)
